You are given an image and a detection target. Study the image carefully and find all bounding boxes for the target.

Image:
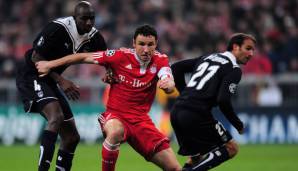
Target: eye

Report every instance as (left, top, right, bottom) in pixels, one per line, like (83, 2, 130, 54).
(138, 42, 145, 46)
(246, 46, 253, 50)
(81, 16, 95, 20)
(148, 42, 154, 46)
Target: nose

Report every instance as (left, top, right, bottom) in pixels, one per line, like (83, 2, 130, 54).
(246, 50, 254, 60)
(86, 19, 92, 25)
(249, 50, 254, 56)
(143, 45, 149, 52)
(249, 51, 254, 56)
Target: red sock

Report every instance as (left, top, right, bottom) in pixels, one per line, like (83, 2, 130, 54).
(101, 140, 120, 171)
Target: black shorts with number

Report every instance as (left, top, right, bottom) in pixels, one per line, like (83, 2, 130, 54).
(170, 106, 232, 156)
(16, 61, 73, 120)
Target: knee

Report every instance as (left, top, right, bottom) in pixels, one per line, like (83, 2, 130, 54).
(158, 161, 180, 171)
(47, 113, 64, 128)
(152, 148, 181, 171)
(105, 126, 124, 144)
(74, 133, 80, 144)
(225, 141, 239, 158)
(65, 132, 80, 146)
(161, 161, 181, 171)
(104, 119, 125, 144)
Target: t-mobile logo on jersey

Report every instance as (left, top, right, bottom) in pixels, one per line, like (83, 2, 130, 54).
(118, 74, 153, 88)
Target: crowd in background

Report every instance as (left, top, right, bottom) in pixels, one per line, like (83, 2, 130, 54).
(0, 0, 297, 79)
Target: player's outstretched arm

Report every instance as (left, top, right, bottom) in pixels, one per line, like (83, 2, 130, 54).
(36, 52, 95, 77)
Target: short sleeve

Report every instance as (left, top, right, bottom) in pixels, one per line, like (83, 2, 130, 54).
(33, 22, 64, 56)
(92, 49, 122, 66)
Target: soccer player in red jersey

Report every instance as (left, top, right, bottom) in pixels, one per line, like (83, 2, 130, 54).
(36, 25, 181, 171)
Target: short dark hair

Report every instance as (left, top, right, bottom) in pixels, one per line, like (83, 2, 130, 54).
(133, 24, 158, 40)
(227, 33, 256, 51)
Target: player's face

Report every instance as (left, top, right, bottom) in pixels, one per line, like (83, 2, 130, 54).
(133, 35, 157, 62)
(75, 8, 95, 34)
(234, 38, 255, 65)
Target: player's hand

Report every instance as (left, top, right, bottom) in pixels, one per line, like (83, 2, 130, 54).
(102, 67, 119, 84)
(35, 61, 51, 77)
(57, 77, 80, 101)
(158, 77, 175, 94)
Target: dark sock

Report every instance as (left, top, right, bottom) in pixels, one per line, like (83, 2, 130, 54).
(183, 163, 192, 169)
(38, 130, 58, 171)
(55, 149, 74, 171)
(191, 146, 229, 171)
(182, 163, 193, 171)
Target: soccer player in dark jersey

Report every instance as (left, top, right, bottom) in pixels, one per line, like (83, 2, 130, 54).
(35, 24, 181, 171)
(15, 1, 107, 171)
(170, 33, 256, 171)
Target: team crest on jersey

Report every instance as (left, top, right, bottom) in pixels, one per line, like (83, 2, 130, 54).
(150, 66, 157, 73)
(37, 91, 44, 98)
(37, 36, 44, 46)
(105, 50, 115, 57)
(229, 83, 237, 94)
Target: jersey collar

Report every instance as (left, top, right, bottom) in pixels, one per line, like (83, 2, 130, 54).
(134, 52, 151, 66)
(54, 16, 98, 53)
(220, 51, 239, 68)
(133, 51, 151, 74)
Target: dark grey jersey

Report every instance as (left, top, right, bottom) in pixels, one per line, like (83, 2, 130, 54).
(23, 16, 107, 75)
(171, 51, 243, 131)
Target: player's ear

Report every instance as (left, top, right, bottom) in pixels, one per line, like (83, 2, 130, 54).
(232, 44, 239, 51)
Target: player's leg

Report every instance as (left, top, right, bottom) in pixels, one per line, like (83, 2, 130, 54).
(182, 155, 203, 170)
(127, 118, 181, 171)
(55, 119, 80, 171)
(99, 114, 125, 171)
(170, 107, 197, 170)
(16, 66, 63, 171)
(39, 101, 64, 171)
(225, 139, 239, 158)
(181, 157, 192, 170)
(189, 121, 239, 171)
(189, 140, 238, 171)
(151, 147, 181, 171)
(53, 93, 80, 171)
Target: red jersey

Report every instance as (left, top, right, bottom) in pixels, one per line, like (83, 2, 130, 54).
(93, 48, 172, 123)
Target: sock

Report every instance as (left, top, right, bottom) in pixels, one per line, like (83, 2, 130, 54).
(38, 130, 58, 171)
(191, 146, 229, 171)
(183, 163, 192, 168)
(182, 163, 193, 171)
(55, 149, 74, 171)
(101, 140, 120, 171)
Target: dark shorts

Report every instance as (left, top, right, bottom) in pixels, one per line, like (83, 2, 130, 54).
(16, 66, 73, 120)
(170, 106, 232, 156)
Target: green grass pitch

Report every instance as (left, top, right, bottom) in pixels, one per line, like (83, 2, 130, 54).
(0, 144, 297, 171)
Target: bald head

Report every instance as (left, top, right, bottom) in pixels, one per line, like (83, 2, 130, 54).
(74, 1, 95, 34)
(74, 1, 94, 17)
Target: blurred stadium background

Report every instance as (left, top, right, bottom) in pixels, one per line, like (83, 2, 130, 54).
(0, 0, 297, 170)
